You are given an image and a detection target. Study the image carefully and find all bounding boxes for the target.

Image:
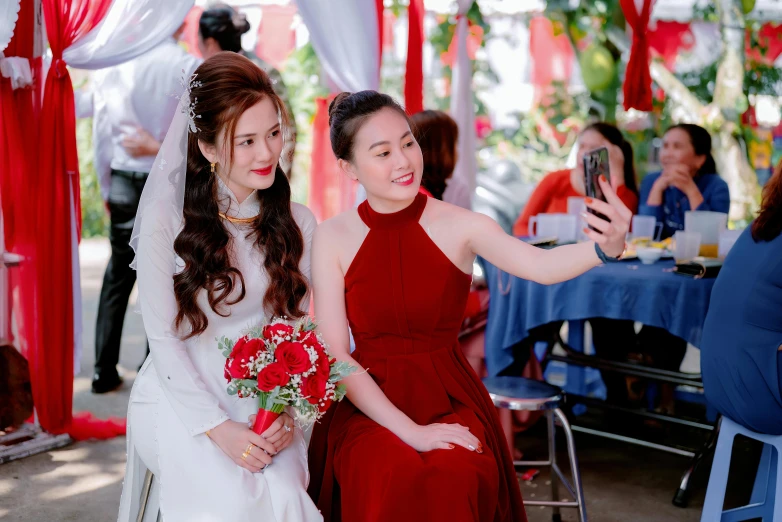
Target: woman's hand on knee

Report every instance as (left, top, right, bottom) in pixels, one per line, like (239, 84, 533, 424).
(401, 423, 483, 453)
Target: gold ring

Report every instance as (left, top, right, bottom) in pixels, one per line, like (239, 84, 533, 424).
(241, 443, 254, 460)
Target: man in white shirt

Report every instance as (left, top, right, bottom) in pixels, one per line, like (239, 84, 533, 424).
(89, 24, 201, 393)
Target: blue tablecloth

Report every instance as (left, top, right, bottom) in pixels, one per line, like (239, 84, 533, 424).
(481, 259, 717, 377)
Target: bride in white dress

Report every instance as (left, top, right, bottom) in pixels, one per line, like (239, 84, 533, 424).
(117, 52, 322, 522)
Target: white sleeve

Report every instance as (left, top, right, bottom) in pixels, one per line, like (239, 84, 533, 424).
(135, 205, 229, 436)
(74, 89, 94, 119)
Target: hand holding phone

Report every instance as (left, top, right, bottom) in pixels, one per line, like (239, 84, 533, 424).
(583, 147, 609, 230)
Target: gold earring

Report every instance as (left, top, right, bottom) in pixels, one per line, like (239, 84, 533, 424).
(210, 163, 216, 174)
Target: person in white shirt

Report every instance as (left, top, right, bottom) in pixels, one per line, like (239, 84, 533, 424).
(117, 52, 321, 521)
(89, 23, 202, 394)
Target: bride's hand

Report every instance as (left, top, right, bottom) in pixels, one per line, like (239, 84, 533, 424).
(248, 412, 295, 453)
(582, 175, 632, 258)
(400, 423, 483, 453)
(208, 419, 277, 473)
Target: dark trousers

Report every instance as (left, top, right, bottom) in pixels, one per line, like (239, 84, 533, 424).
(590, 318, 687, 404)
(94, 169, 149, 377)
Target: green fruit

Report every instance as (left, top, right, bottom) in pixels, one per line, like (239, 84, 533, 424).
(579, 44, 616, 92)
(743, 0, 756, 14)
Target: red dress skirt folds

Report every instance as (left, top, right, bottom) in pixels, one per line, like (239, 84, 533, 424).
(308, 194, 526, 522)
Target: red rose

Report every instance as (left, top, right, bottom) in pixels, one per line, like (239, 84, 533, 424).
(314, 352, 332, 379)
(300, 331, 322, 350)
(302, 374, 328, 404)
(275, 341, 311, 375)
(262, 322, 294, 340)
(225, 337, 263, 380)
(257, 362, 290, 392)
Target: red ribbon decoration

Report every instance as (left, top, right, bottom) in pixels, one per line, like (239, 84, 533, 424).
(404, 0, 425, 115)
(619, 0, 654, 112)
(252, 409, 282, 435)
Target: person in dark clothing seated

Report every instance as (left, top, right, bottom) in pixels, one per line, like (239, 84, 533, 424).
(701, 161, 782, 435)
(591, 124, 730, 410)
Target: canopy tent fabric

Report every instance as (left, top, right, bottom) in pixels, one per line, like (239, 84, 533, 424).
(296, 0, 382, 222)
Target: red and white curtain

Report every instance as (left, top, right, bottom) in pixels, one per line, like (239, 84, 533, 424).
(296, 0, 383, 221)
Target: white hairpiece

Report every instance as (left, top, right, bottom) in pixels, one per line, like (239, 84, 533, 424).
(175, 69, 203, 133)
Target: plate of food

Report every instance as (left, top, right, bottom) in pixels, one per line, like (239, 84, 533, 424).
(624, 237, 673, 261)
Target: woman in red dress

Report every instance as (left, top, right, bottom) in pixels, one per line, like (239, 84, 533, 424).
(307, 91, 631, 522)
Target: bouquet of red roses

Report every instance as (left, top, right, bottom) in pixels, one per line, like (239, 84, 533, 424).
(218, 317, 355, 434)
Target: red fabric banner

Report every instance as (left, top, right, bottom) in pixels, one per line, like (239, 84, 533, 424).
(404, 0, 424, 115)
(255, 5, 297, 69)
(619, 0, 654, 111)
(36, 0, 111, 433)
(308, 97, 357, 222)
(528, 17, 575, 104)
(648, 21, 694, 70)
(1, 0, 40, 371)
(182, 6, 204, 58)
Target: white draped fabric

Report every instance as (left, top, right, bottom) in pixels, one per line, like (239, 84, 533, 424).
(64, 0, 194, 69)
(449, 0, 478, 207)
(295, 0, 380, 92)
(0, 0, 21, 53)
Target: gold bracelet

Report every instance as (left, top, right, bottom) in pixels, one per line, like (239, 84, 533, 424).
(206, 429, 212, 439)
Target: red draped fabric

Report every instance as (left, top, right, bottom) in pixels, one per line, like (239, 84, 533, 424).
(33, 0, 111, 434)
(182, 6, 204, 58)
(619, 0, 654, 111)
(528, 17, 574, 104)
(255, 5, 297, 69)
(648, 21, 695, 70)
(308, 96, 346, 222)
(404, 0, 424, 115)
(308, 2, 384, 222)
(1, 0, 41, 373)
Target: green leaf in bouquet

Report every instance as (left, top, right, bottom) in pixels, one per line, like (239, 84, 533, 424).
(334, 383, 348, 398)
(239, 379, 258, 389)
(330, 361, 357, 380)
(227, 384, 239, 396)
(217, 336, 235, 358)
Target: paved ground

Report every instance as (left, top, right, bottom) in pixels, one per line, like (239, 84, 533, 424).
(0, 238, 756, 521)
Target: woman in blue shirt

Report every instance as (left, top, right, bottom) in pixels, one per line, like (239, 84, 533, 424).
(701, 162, 782, 434)
(592, 124, 730, 412)
(639, 123, 730, 238)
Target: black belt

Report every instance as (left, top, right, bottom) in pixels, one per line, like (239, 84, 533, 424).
(111, 168, 149, 181)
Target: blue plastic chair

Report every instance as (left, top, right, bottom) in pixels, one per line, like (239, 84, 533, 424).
(701, 416, 782, 521)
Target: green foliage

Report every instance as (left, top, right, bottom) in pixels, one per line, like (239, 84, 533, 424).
(427, 1, 495, 115)
(76, 118, 109, 238)
(484, 81, 589, 184)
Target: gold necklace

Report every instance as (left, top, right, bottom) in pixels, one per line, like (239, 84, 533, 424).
(218, 212, 258, 225)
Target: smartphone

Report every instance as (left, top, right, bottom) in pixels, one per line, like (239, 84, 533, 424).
(583, 147, 609, 230)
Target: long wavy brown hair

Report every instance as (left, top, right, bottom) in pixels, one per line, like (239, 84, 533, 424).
(752, 159, 782, 242)
(174, 52, 308, 338)
(411, 110, 458, 200)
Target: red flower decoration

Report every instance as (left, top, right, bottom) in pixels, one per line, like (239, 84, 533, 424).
(302, 374, 328, 404)
(257, 362, 290, 392)
(276, 341, 311, 375)
(225, 337, 263, 380)
(262, 322, 295, 340)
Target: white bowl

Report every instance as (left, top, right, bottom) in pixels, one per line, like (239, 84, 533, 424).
(636, 247, 663, 265)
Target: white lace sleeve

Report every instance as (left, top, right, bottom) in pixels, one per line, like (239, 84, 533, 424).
(135, 204, 229, 436)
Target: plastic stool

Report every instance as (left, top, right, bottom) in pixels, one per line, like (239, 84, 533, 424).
(701, 416, 782, 521)
(483, 376, 587, 522)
